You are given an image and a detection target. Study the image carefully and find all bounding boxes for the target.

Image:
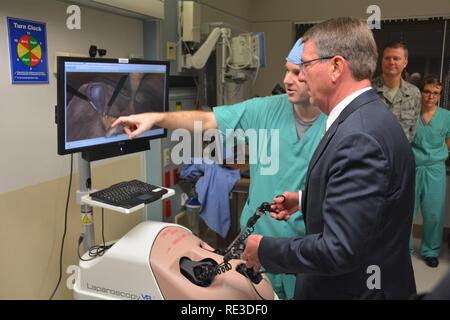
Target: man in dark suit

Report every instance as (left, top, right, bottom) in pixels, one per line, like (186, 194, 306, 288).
(242, 17, 417, 299)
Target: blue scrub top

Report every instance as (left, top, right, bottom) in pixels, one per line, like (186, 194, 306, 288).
(213, 94, 327, 237)
(412, 107, 450, 166)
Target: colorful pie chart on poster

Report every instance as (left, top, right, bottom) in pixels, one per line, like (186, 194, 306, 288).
(17, 35, 42, 67)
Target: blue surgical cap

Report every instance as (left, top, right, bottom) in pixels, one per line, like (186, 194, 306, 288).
(286, 38, 304, 64)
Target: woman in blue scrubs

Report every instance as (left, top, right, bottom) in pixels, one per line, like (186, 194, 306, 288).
(411, 76, 450, 268)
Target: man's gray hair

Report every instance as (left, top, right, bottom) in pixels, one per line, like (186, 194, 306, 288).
(302, 17, 378, 81)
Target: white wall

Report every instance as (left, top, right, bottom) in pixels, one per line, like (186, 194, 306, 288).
(199, 0, 251, 31)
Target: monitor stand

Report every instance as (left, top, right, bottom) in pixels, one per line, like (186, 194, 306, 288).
(78, 154, 95, 251)
(77, 140, 151, 249)
(76, 152, 175, 248)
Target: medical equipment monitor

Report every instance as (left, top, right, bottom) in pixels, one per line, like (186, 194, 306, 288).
(56, 57, 169, 160)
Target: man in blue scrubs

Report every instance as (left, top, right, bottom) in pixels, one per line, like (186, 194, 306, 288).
(410, 76, 450, 268)
(113, 39, 326, 299)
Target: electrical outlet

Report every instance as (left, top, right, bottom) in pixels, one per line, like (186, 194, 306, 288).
(163, 148, 170, 167)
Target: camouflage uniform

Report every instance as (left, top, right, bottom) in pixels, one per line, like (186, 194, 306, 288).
(372, 76, 421, 143)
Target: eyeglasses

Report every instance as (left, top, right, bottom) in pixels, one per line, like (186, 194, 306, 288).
(298, 56, 337, 74)
(422, 90, 441, 97)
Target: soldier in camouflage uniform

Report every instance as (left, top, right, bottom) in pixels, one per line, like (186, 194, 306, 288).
(372, 42, 421, 143)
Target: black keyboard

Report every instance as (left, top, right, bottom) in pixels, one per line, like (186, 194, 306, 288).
(90, 179, 168, 209)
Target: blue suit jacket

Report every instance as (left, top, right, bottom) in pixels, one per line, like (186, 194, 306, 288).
(260, 89, 416, 299)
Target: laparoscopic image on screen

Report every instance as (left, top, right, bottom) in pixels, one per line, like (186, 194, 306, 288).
(65, 72, 165, 142)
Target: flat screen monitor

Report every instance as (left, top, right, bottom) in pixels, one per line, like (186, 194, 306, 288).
(56, 57, 169, 160)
